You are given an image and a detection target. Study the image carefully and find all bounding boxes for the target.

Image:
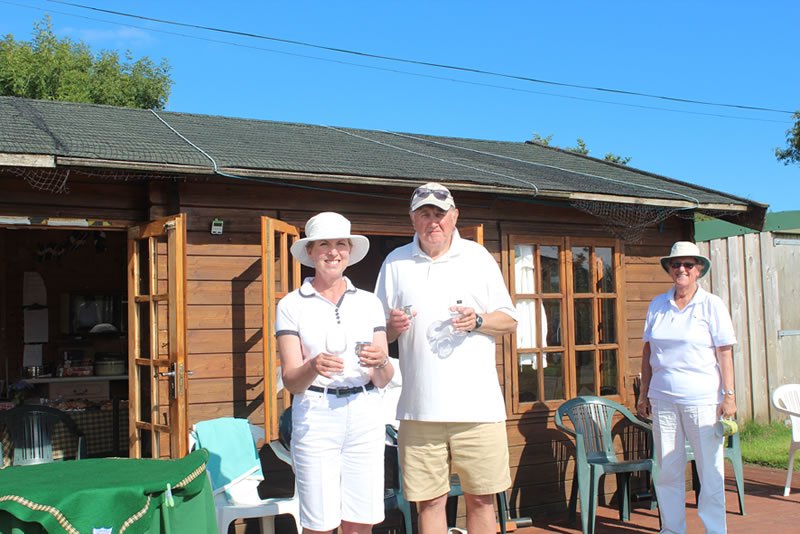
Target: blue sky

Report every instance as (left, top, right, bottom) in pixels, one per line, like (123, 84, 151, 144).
(2, 1, 798, 212)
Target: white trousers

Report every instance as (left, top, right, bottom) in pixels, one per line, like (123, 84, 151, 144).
(651, 398, 726, 534)
(291, 387, 385, 531)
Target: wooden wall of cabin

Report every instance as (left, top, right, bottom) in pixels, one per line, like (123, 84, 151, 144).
(147, 176, 690, 526)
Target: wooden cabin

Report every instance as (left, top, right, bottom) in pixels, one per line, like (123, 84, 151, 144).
(0, 96, 767, 528)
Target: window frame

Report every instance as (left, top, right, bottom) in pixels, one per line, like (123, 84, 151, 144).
(508, 234, 626, 414)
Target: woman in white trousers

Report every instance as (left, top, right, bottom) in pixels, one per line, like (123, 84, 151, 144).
(637, 242, 737, 534)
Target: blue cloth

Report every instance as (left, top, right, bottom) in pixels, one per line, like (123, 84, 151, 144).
(193, 418, 263, 492)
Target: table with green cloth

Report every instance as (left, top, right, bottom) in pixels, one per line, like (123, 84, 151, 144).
(0, 449, 216, 534)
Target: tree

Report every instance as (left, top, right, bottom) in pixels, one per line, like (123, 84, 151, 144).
(529, 133, 631, 165)
(603, 153, 632, 165)
(567, 138, 589, 155)
(775, 111, 800, 166)
(0, 15, 172, 109)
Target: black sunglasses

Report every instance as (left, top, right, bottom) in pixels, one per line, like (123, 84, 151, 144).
(411, 187, 451, 204)
(669, 262, 697, 270)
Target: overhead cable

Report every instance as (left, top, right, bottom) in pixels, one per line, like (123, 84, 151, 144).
(49, 0, 794, 115)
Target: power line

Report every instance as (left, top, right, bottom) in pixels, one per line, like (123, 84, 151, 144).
(2, 1, 791, 123)
(48, 0, 795, 116)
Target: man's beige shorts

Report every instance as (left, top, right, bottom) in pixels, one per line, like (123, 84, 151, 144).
(398, 420, 511, 502)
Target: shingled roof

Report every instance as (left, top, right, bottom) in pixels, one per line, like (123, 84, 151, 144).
(0, 96, 767, 228)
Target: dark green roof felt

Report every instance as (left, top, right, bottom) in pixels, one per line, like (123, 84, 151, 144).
(0, 96, 765, 212)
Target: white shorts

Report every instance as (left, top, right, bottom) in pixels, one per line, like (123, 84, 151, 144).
(291, 387, 385, 531)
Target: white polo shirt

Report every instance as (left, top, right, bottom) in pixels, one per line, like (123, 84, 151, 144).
(275, 276, 387, 388)
(643, 286, 736, 405)
(374, 230, 518, 423)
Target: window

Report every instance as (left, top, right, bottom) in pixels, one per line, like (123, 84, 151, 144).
(510, 236, 623, 411)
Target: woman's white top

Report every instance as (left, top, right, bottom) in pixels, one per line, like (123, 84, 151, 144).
(275, 276, 387, 388)
(643, 286, 736, 405)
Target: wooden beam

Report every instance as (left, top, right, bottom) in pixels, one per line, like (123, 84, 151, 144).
(0, 153, 55, 167)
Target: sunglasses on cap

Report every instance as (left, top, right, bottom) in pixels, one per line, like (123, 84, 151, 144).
(411, 187, 451, 204)
(669, 262, 697, 270)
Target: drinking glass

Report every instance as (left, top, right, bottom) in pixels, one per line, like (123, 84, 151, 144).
(450, 298, 467, 337)
(325, 327, 347, 357)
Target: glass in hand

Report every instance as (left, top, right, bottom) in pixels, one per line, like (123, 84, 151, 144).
(450, 298, 467, 337)
(325, 326, 347, 356)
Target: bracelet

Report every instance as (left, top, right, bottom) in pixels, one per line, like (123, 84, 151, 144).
(723, 390, 735, 396)
(375, 358, 390, 369)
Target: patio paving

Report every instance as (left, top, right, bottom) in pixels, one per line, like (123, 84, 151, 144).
(511, 463, 800, 534)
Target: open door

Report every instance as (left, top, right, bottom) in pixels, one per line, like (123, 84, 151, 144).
(261, 216, 301, 441)
(460, 224, 484, 245)
(127, 214, 188, 459)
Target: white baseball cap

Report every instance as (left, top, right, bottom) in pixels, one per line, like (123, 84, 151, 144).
(410, 182, 455, 212)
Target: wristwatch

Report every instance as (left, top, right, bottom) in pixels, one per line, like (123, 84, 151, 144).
(472, 314, 483, 331)
(723, 390, 735, 396)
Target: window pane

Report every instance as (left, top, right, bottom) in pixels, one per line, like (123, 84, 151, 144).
(598, 298, 617, 344)
(515, 298, 546, 349)
(572, 246, 591, 293)
(574, 298, 594, 345)
(597, 247, 614, 293)
(543, 352, 564, 401)
(518, 355, 539, 403)
(576, 350, 595, 396)
(514, 245, 537, 294)
(600, 349, 618, 396)
(542, 299, 562, 346)
(541, 246, 560, 293)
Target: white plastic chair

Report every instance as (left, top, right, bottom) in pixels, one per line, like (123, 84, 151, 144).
(189, 418, 301, 534)
(771, 384, 800, 496)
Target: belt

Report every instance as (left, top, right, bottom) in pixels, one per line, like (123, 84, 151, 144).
(307, 382, 375, 398)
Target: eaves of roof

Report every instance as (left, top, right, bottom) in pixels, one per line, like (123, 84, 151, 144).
(0, 96, 768, 230)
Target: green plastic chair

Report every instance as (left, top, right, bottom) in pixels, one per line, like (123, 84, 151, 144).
(555, 396, 658, 534)
(0, 405, 86, 466)
(686, 426, 745, 515)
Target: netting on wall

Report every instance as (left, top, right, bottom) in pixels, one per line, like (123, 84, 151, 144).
(6, 165, 206, 195)
(9, 166, 72, 194)
(570, 199, 684, 244)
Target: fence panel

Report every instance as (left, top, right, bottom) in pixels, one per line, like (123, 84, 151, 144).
(701, 232, 799, 423)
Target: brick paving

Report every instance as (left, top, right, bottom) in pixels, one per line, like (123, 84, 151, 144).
(512, 464, 800, 533)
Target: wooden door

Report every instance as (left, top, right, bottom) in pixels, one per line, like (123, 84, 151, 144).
(460, 224, 484, 245)
(261, 216, 301, 441)
(127, 214, 188, 459)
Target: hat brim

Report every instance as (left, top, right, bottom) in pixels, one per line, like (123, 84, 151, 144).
(660, 255, 711, 278)
(290, 234, 370, 268)
(411, 197, 454, 212)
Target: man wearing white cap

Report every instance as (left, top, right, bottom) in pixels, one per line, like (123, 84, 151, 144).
(375, 183, 518, 534)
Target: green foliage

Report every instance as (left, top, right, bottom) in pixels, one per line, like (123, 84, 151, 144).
(567, 138, 589, 155)
(603, 153, 631, 165)
(740, 420, 799, 471)
(0, 15, 172, 109)
(775, 111, 800, 166)
(530, 132, 553, 146)
(529, 133, 631, 165)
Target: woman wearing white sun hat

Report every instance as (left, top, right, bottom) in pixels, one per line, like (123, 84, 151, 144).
(275, 212, 394, 534)
(637, 241, 736, 534)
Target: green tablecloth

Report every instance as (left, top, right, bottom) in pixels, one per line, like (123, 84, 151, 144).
(0, 449, 216, 534)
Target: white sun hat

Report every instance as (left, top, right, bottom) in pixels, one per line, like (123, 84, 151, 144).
(290, 212, 370, 268)
(660, 241, 711, 278)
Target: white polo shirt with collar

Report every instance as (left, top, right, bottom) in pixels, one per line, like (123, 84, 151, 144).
(643, 285, 736, 405)
(375, 229, 518, 423)
(275, 276, 387, 389)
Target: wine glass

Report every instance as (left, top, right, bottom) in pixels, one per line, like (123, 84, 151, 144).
(325, 326, 347, 370)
